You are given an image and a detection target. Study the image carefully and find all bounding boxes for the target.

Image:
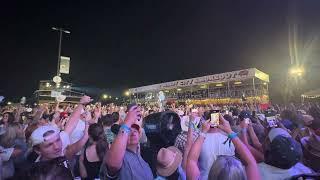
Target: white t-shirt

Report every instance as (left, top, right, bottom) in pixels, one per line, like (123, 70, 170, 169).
(199, 132, 236, 180)
(258, 162, 313, 180)
(60, 131, 71, 154)
(70, 119, 85, 155)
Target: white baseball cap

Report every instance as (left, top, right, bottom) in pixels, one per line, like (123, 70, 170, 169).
(30, 125, 60, 147)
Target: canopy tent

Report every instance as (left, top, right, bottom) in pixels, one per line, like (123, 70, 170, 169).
(301, 88, 320, 99)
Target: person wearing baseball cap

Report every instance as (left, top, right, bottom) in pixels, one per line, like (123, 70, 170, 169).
(258, 129, 313, 180)
(101, 105, 153, 180)
(300, 106, 320, 172)
(30, 96, 92, 163)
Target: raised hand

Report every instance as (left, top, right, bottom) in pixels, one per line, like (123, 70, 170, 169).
(80, 96, 93, 105)
(239, 119, 249, 129)
(201, 120, 211, 133)
(124, 105, 141, 126)
(218, 114, 233, 134)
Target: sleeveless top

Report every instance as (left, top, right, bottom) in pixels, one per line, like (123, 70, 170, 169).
(83, 148, 102, 180)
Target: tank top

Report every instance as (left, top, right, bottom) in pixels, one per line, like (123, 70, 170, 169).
(83, 148, 102, 180)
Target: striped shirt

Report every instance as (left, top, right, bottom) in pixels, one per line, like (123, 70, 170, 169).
(174, 130, 200, 154)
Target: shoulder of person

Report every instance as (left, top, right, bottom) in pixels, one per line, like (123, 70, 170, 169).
(291, 162, 313, 174)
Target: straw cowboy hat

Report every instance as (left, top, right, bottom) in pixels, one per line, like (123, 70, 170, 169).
(156, 146, 182, 177)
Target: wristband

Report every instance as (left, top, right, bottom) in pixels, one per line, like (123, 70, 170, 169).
(227, 132, 238, 140)
(120, 124, 131, 134)
(223, 132, 238, 147)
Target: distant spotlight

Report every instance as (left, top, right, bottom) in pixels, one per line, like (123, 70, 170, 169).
(177, 88, 182, 91)
(116, 97, 119, 100)
(109, 96, 112, 99)
(7, 101, 12, 105)
(289, 66, 304, 76)
(102, 94, 108, 99)
(263, 82, 267, 85)
(46, 82, 50, 87)
(165, 90, 169, 93)
(124, 91, 130, 96)
(234, 81, 242, 85)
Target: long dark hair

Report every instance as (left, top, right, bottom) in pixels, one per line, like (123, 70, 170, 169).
(88, 123, 108, 160)
(1, 112, 15, 125)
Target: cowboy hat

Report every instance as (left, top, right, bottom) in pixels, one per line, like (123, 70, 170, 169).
(156, 146, 182, 177)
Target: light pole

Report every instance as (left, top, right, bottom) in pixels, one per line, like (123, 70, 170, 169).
(52, 27, 70, 77)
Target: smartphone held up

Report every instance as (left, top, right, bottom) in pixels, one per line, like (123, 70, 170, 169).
(210, 110, 220, 127)
(266, 116, 278, 128)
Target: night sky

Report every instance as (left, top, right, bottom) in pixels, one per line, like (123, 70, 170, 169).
(1, 0, 320, 102)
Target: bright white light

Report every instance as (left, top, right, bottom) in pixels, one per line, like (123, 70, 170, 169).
(53, 76, 62, 83)
(290, 66, 304, 76)
(7, 102, 12, 105)
(177, 88, 182, 91)
(125, 91, 130, 96)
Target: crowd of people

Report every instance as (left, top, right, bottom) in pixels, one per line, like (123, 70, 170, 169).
(0, 96, 319, 180)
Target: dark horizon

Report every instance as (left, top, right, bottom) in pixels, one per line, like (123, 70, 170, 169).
(1, 0, 320, 103)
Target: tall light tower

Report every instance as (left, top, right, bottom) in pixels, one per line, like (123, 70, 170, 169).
(52, 27, 70, 77)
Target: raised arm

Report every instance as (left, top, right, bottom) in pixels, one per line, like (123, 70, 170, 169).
(64, 96, 92, 135)
(65, 121, 89, 160)
(105, 106, 140, 175)
(248, 124, 263, 151)
(239, 127, 264, 163)
(55, 102, 60, 112)
(186, 120, 210, 180)
(218, 115, 261, 180)
(182, 116, 196, 171)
